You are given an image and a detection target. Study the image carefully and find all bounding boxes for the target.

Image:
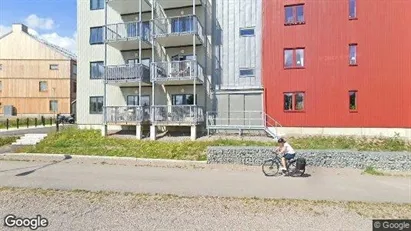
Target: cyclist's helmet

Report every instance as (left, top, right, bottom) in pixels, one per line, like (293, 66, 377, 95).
(277, 138, 286, 143)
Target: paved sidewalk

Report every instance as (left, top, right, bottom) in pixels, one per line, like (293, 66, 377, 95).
(0, 158, 410, 204)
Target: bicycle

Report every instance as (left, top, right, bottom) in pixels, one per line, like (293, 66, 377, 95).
(262, 152, 306, 177)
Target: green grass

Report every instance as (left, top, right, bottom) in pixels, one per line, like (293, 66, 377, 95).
(21, 128, 411, 161)
(0, 136, 18, 147)
(362, 166, 384, 176)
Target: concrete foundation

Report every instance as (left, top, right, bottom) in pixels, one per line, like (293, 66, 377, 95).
(150, 125, 156, 140)
(101, 125, 107, 136)
(136, 125, 142, 140)
(190, 125, 197, 141)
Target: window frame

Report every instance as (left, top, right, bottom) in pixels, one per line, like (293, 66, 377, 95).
(89, 96, 104, 114)
(89, 26, 104, 45)
(171, 94, 197, 105)
(349, 44, 357, 66)
(90, 0, 104, 10)
(284, 48, 305, 69)
(284, 4, 305, 25)
(39, 81, 48, 92)
(239, 68, 255, 77)
(349, 90, 358, 112)
(239, 27, 255, 37)
(349, 0, 357, 20)
(49, 100, 58, 112)
(283, 92, 305, 112)
(49, 64, 59, 70)
(90, 61, 105, 79)
(126, 95, 151, 106)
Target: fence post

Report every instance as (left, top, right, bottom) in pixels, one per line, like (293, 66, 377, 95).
(26, 118, 29, 128)
(49, 117, 52, 126)
(35, 118, 37, 127)
(41, 116, 45, 126)
(6, 119, 9, 130)
(16, 118, 19, 129)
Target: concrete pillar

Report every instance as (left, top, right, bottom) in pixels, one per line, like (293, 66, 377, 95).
(150, 125, 156, 140)
(101, 125, 107, 136)
(190, 125, 197, 141)
(136, 125, 142, 140)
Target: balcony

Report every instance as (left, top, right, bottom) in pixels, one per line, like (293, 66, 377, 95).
(152, 15, 204, 47)
(151, 60, 204, 85)
(151, 105, 204, 125)
(105, 106, 151, 125)
(156, 0, 203, 9)
(107, 0, 151, 15)
(105, 21, 151, 50)
(105, 64, 150, 86)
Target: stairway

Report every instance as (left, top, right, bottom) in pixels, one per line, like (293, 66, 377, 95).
(11, 133, 48, 149)
(263, 113, 283, 140)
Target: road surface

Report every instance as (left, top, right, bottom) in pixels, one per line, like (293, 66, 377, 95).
(0, 159, 410, 203)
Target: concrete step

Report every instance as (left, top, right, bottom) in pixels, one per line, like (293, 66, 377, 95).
(11, 133, 48, 147)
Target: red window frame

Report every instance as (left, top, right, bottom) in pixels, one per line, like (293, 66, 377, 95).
(284, 48, 305, 69)
(284, 92, 305, 112)
(284, 4, 305, 25)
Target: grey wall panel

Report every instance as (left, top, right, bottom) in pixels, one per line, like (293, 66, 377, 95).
(214, 0, 262, 90)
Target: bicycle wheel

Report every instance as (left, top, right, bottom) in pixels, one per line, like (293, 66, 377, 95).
(287, 160, 305, 177)
(262, 159, 279, 176)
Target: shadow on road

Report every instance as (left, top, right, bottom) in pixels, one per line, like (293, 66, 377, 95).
(14, 155, 72, 177)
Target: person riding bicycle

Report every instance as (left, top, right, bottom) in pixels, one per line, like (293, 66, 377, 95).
(275, 138, 296, 171)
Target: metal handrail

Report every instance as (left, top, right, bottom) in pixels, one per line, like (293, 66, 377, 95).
(105, 105, 150, 124)
(151, 60, 204, 82)
(151, 105, 205, 124)
(105, 21, 150, 42)
(105, 64, 150, 82)
(152, 15, 205, 42)
(206, 111, 282, 130)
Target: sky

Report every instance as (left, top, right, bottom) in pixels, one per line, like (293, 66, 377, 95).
(0, 0, 77, 54)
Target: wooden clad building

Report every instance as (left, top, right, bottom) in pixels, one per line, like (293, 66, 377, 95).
(0, 24, 77, 117)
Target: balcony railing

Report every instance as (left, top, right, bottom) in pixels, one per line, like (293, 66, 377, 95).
(152, 15, 204, 40)
(105, 21, 150, 42)
(151, 105, 204, 125)
(105, 106, 151, 124)
(105, 64, 150, 83)
(151, 60, 204, 82)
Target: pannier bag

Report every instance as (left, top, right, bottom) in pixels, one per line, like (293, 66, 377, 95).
(296, 158, 306, 170)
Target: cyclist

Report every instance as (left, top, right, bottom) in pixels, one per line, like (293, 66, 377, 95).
(275, 138, 296, 171)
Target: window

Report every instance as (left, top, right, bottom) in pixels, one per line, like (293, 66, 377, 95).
(90, 61, 104, 79)
(284, 4, 305, 25)
(172, 94, 196, 105)
(171, 16, 194, 33)
(349, 44, 357, 65)
(49, 100, 58, 112)
(284, 48, 305, 68)
(49, 64, 59, 70)
(39, 81, 48, 92)
(239, 27, 255, 37)
(349, 90, 357, 111)
(349, 0, 357, 19)
(239, 68, 255, 77)
(284, 92, 305, 111)
(90, 0, 104, 10)
(72, 64, 77, 75)
(73, 81, 77, 93)
(127, 95, 150, 106)
(90, 27, 104, 45)
(90, 96, 103, 114)
(127, 22, 138, 38)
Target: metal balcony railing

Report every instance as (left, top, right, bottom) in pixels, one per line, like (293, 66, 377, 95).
(151, 105, 204, 124)
(105, 64, 150, 83)
(105, 21, 150, 42)
(152, 15, 204, 40)
(151, 60, 204, 82)
(105, 106, 151, 124)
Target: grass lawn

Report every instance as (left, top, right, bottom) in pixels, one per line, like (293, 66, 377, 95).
(0, 136, 18, 147)
(20, 128, 411, 161)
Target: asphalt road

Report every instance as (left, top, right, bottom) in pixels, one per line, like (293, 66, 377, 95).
(0, 159, 410, 203)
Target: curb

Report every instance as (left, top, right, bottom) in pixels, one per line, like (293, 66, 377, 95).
(0, 153, 207, 166)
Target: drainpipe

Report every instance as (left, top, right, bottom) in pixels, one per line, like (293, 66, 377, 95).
(103, 0, 108, 135)
(151, 0, 155, 118)
(138, 0, 142, 108)
(193, 0, 197, 110)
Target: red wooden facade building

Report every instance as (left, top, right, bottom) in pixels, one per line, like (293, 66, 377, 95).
(262, 0, 411, 128)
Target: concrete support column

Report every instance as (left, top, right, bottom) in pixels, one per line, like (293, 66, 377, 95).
(150, 125, 156, 140)
(190, 125, 197, 141)
(101, 125, 107, 136)
(136, 125, 142, 140)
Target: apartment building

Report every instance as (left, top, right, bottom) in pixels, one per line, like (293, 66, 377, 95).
(0, 24, 77, 117)
(263, 0, 411, 138)
(77, 0, 269, 140)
